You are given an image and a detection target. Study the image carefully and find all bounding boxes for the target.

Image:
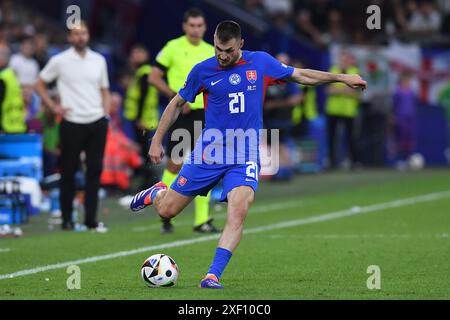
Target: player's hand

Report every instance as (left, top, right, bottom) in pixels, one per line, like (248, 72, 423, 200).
(343, 74, 367, 90)
(148, 139, 164, 165)
(52, 104, 70, 117)
(181, 102, 192, 115)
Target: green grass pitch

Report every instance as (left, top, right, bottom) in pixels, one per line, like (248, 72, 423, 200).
(0, 169, 449, 299)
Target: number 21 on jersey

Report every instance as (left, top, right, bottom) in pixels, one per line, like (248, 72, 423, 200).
(229, 92, 245, 114)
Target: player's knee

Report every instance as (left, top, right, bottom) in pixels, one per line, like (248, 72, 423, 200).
(159, 203, 179, 219)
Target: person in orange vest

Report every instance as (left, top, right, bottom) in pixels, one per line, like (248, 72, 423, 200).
(101, 93, 142, 192)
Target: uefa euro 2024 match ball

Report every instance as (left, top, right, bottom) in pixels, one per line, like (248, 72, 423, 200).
(141, 254, 179, 287)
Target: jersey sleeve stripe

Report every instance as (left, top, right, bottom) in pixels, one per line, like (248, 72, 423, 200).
(153, 61, 168, 73)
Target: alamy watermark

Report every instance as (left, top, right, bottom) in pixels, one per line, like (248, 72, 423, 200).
(366, 265, 381, 290)
(168, 121, 280, 175)
(366, 5, 381, 30)
(66, 265, 81, 290)
(66, 5, 81, 29)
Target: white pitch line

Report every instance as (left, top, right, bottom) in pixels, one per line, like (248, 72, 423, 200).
(252, 234, 450, 239)
(1, 190, 449, 281)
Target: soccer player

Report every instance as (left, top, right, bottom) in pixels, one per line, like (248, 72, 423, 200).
(131, 21, 366, 289)
(149, 8, 219, 234)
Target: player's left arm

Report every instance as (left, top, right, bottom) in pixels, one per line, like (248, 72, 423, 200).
(289, 68, 367, 89)
(101, 88, 111, 117)
(100, 58, 111, 116)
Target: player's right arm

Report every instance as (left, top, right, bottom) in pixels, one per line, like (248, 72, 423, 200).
(148, 93, 186, 164)
(149, 42, 191, 113)
(149, 42, 175, 98)
(148, 65, 175, 99)
(35, 57, 69, 116)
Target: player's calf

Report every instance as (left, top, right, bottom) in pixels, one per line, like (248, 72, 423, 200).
(153, 188, 195, 220)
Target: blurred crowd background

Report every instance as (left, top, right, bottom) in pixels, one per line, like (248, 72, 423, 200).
(0, 0, 449, 230)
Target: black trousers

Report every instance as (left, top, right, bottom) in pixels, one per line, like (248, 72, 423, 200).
(327, 115, 356, 168)
(59, 117, 107, 228)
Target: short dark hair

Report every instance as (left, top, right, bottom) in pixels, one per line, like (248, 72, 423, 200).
(183, 8, 205, 23)
(215, 20, 241, 42)
(130, 43, 148, 52)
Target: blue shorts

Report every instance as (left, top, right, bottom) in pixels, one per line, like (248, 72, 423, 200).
(171, 162, 259, 202)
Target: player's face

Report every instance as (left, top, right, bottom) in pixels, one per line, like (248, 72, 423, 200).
(183, 17, 206, 44)
(214, 36, 244, 67)
(68, 25, 90, 51)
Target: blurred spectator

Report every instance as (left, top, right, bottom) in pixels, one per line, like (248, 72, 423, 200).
(264, 53, 302, 180)
(391, 72, 417, 169)
(300, 0, 333, 32)
(261, 0, 292, 32)
(438, 80, 450, 163)
(293, 0, 337, 47)
(0, 24, 8, 48)
(407, 0, 442, 34)
(237, 0, 450, 47)
(262, 0, 292, 16)
(123, 44, 160, 190)
(325, 51, 361, 169)
(22, 84, 42, 131)
(37, 98, 61, 177)
(9, 36, 39, 86)
(358, 48, 393, 166)
(325, 9, 348, 45)
(117, 68, 133, 92)
(242, 0, 266, 19)
(438, 0, 450, 36)
(291, 60, 318, 139)
(101, 92, 142, 193)
(395, 0, 419, 33)
(0, 45, 26, 133)
(33, 32, 49, 70)
(294, 9, 323, 46)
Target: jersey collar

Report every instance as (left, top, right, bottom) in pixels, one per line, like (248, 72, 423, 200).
(216, 58, 247, 70)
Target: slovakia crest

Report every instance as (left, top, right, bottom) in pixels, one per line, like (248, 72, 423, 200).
(246, 70, 257, 84)
(177, 176, 187, 187)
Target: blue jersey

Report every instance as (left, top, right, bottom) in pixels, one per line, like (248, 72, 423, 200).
(178, 50, 295, 165)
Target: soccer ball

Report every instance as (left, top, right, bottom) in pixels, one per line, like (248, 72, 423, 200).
(141, 254, 179, 287)
(408, 153, 425, 171)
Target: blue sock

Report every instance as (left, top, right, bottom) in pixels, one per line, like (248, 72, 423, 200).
(207, 247, 233, 280)
(150, 187, 163, 202)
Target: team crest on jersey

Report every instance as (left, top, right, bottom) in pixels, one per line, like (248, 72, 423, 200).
(246, 70, 257, 84)
(177, 176, 187, 187)
(229, 73, 241, 85)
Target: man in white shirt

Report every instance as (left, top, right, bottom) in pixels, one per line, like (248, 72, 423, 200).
(35, 21, 110, 232)
(9, 37, 40, 86)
